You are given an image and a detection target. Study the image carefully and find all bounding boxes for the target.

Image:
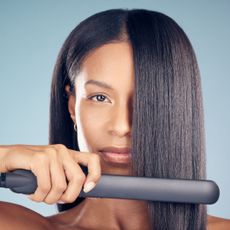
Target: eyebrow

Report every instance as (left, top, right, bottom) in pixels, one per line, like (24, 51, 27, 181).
(84, 79, 114, 90)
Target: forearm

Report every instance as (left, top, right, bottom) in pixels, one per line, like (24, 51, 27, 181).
(0, 144, 34, 172)
(0, 145, 10, 172)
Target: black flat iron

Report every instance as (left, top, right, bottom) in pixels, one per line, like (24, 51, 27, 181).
(0, 169, 220, 204)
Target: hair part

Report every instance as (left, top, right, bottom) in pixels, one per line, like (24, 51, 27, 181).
(49, 8, 207, 229)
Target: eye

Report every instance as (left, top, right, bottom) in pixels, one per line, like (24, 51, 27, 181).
(88, 94, 110, 103)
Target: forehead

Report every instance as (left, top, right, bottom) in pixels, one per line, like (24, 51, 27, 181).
(77, 42, 135, 95)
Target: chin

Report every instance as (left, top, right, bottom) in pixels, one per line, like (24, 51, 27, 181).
(101, 161, 132, 176)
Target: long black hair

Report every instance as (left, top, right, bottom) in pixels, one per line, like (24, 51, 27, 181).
(49, 9, 207, 230)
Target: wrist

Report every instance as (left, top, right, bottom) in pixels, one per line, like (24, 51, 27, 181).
(0, 145, 12, 172)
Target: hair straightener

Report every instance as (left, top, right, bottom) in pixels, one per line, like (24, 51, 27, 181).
(0, 169, 219, 204)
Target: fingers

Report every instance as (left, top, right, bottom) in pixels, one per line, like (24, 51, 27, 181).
(28, 158, 51, 202)
(59, 152, 102, 203)
(59, 161, 86, 203)
(43, 162, 67, 204)
(29, 149, 101, 205)
(71, 151, 101, 192)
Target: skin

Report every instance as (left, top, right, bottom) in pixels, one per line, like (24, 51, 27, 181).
(0, 42, 229, 229)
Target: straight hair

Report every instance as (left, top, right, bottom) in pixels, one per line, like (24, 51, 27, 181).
(49, 9, 207, 229)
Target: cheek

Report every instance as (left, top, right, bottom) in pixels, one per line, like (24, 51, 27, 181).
(81, 110, 100, 131)
(76, 101, 111, 149)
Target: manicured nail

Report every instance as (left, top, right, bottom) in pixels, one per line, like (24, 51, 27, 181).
(83, 181, 96, 193)
(57, 200, 65, 204)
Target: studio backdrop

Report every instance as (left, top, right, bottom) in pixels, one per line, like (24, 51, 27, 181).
(0, 0, 229, 218)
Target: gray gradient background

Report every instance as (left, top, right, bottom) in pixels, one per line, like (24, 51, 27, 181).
(0, 0, 229, 219)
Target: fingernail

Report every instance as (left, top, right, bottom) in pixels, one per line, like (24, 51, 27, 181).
(83, 181, 96, 193)
(57, 200, 65, 204)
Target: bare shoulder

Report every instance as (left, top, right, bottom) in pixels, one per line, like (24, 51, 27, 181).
(207, 215, 230, 230)
(0, 201, 52, 230)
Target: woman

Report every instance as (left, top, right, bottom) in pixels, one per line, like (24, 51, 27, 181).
(0, 8, 229, 230)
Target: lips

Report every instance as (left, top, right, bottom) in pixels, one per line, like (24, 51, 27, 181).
(99, 146, 131, 154)
(99, 146, 132, 164)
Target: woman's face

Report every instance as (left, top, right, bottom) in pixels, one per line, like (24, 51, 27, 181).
(68, 42, 134, 175)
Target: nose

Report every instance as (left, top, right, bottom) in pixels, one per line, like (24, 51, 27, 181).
(108, 102, 132, 137)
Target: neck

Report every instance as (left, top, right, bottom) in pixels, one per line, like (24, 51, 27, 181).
(51, 198, 151, 230)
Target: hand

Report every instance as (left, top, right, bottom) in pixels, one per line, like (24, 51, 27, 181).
(0, 144, 101, 204)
